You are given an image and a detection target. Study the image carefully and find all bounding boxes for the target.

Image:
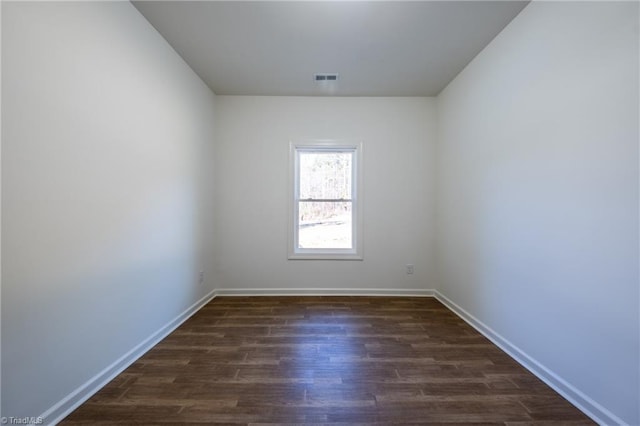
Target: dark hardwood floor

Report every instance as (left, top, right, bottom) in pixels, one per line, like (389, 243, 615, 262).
(60, 297, 594, 425)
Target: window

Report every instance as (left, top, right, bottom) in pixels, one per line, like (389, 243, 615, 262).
(289, 141, 363, 260)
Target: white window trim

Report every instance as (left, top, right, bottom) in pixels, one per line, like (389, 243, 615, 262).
(288, 140, 363, 260)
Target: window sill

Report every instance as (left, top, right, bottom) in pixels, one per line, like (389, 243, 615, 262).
(288, 252, 363, 261)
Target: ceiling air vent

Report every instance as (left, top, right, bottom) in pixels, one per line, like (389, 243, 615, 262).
(314, 73, 339, 82)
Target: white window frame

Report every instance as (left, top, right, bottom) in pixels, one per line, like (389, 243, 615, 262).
(288, 140, 363, 260)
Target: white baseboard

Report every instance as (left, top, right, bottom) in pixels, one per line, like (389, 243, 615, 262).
(40, 288, 620, 426)
(434, 290, 624, 426)
(214, 288, 435, 297)
(42, 289, 217, 426)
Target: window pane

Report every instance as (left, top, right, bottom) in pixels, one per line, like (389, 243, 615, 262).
(299, 152, 352, 200)
(298, 201, 352, 248)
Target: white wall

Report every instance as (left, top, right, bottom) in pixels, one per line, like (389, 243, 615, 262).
(214, 97, 435, 294)
(1, 1, 216, 420)
(436, 2, 639, 424)
(0, 2, 4, 420)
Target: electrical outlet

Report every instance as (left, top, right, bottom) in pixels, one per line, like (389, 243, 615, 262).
(199, 271, 204, 284)
(406, 264, 414, 275)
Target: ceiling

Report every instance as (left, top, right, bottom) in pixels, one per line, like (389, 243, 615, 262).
(133, 1, 529, 97)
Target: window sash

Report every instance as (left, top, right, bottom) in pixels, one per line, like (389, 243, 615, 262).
(289, 141, 363, 260)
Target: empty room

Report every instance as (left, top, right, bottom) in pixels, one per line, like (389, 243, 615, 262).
(1, 0, 638, 425)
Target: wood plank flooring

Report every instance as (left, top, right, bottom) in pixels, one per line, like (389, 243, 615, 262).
(60, 297, 594, 425)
